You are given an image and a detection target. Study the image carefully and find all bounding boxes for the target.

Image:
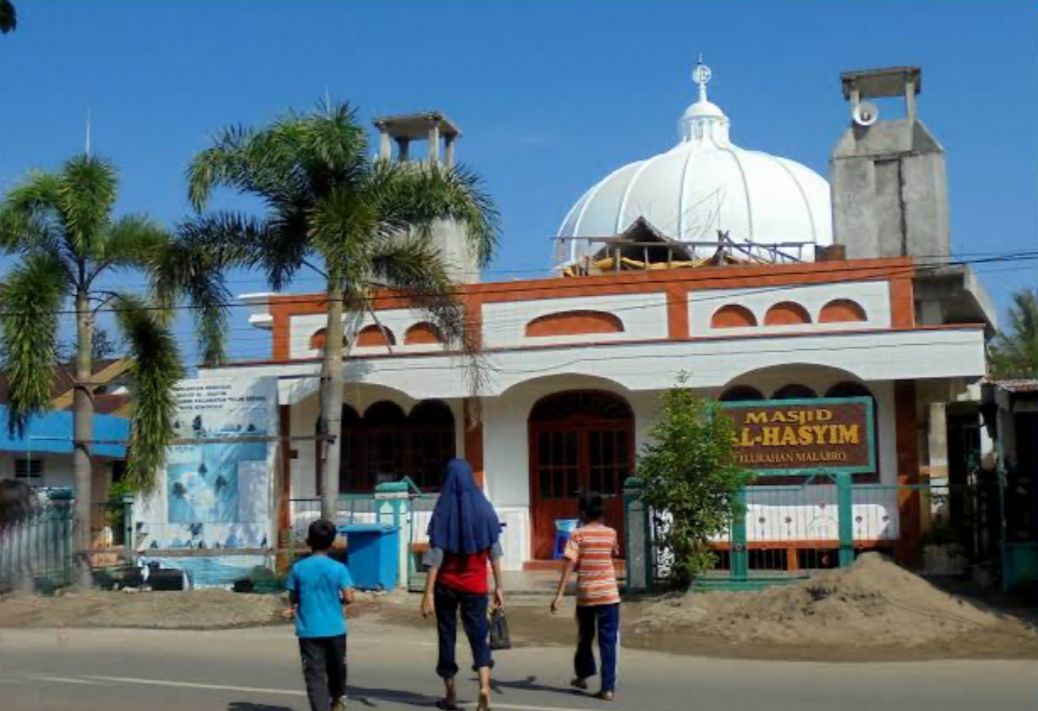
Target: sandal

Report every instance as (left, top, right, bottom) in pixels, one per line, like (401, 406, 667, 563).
(476, 689, 491, 711)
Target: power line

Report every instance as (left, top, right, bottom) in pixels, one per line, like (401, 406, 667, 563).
(13, 249, 1035, 321)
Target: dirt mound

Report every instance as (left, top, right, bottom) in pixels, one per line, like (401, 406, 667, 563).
(0, 588, 403, 630)
(628, 553, 1038, 656)
(0, 589, 285, 629)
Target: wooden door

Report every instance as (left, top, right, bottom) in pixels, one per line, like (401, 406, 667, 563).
(529, 391, 633, 560)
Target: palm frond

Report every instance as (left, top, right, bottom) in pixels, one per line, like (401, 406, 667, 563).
(96, 214, 170, 275)
(187, 124, 256, 211)
(155, 215, 261, 365)
(114, 294, 183, 492)
(310, 184, 376, 285)
(368, 237, 463, 340)
(0, 0, 16, 33)
(3, 170, 63, 214)
(297, 101, 368, 184)
(0, 254, 66, 436)
(989, 288, 1038, 379)
(367, 237, 491, 397)
(57, 155, 118, 259)
(0, 204, 60, 256)
(368, 160, 501, 268)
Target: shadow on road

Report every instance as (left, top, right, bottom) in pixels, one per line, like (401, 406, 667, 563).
(492, 675, 583, 698)
(345, 686, 442, 708)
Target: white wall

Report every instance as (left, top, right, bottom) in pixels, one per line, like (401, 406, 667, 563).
(218, 327, 986, 403)
(482, 292, 668, 349)
(290, 309, 451, 360)
(0, 453, 119, 496)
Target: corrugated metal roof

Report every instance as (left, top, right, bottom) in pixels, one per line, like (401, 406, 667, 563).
(0, 405, 128, 458)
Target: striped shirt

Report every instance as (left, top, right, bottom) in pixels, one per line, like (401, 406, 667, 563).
(564, 523, 621, 606)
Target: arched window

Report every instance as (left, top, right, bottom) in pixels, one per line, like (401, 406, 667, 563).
(819, 299, 867, 323)
(719, 385, 765, 402)
(525, 310, 624, 338)
(335, 400, 456, 494)
(404, 322, 443, 345)
(772, 384, 817, 400)
(360, 402, 407, 490)
(825, 381, 872, 399)
(407, 400, 456, 490)
(355, 324, 396, 347)
(710, 304, 757, 328)
(764, 301, 812, 326)
(530, 390, 633, 421)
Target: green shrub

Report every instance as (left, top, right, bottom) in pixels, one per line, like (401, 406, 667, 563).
(637, 375, 754, 589)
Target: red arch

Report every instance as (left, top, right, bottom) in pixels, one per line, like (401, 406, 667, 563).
(309, 328, 327, 350)
(404, 322, 443, 345)
(819, 299, 868, 323)
(355, 324, 396, 347)
(711, 304, 757, 328)
(764, 301, 812, 326)
(525, 310, 624, 338)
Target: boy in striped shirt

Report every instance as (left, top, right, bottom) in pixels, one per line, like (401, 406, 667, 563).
(550, 493, 620, 701)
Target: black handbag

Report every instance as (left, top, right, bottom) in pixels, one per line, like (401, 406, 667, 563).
(489, 608, 511, 650)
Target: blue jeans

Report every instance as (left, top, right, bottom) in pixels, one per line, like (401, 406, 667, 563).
(575, 603, 620, 692)
(434, 582, 493, 678)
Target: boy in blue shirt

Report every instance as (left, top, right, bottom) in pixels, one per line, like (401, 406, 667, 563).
(285, 519, 355, 711)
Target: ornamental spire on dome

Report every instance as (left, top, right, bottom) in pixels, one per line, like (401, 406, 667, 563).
(693, 54, 711, 102)
(679, 55, 730, 144)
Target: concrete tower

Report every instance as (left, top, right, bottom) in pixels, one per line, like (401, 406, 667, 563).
(372, 112, 480, 284)
(831, 67, 949, 262)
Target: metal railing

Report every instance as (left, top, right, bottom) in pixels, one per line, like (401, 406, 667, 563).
(287, 495, 382, 543)
(625, 475, 1004, 592)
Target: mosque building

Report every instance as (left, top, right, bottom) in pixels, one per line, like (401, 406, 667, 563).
(195, 63, 994, 571)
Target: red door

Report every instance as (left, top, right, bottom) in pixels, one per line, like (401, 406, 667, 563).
(529, 391, 634, 560)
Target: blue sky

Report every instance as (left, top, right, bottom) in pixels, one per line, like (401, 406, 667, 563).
(1, 1, 1035, 365)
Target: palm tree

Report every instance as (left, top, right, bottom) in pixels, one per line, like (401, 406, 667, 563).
(989, 288, 1038, 379)
(186, 100, 499, 519)
(0, 154, 226, 586)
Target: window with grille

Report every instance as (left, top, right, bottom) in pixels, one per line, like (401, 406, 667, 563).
(14, 458, 42, 479)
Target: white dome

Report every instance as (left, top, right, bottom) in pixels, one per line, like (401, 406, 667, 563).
(556, 64, 833, 267)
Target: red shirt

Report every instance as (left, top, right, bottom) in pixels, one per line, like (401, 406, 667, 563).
(437, 550, 490, 594)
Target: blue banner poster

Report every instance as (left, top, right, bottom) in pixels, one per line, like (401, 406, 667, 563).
(135, 376, 278, 554)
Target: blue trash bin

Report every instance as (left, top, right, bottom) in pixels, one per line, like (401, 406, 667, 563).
(337, 523, 400, 590)
(552, 519, 580, 560)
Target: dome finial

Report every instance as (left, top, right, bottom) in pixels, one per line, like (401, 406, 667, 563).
(692, 55, 712, 103)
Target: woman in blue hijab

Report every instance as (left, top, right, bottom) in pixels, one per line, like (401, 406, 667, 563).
(421, 458, 504, 711)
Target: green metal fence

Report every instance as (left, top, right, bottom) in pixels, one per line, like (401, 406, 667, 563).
(624, 474, 996, 592)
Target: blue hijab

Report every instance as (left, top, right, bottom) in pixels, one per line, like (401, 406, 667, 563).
(427, 458, 501, 555)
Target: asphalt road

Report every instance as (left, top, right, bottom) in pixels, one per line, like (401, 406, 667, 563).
(1, 619, 1035, 711)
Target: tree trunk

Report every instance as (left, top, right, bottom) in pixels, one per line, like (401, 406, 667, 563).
(72, 288, 94, 588)
(319, 283, 346, 520)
